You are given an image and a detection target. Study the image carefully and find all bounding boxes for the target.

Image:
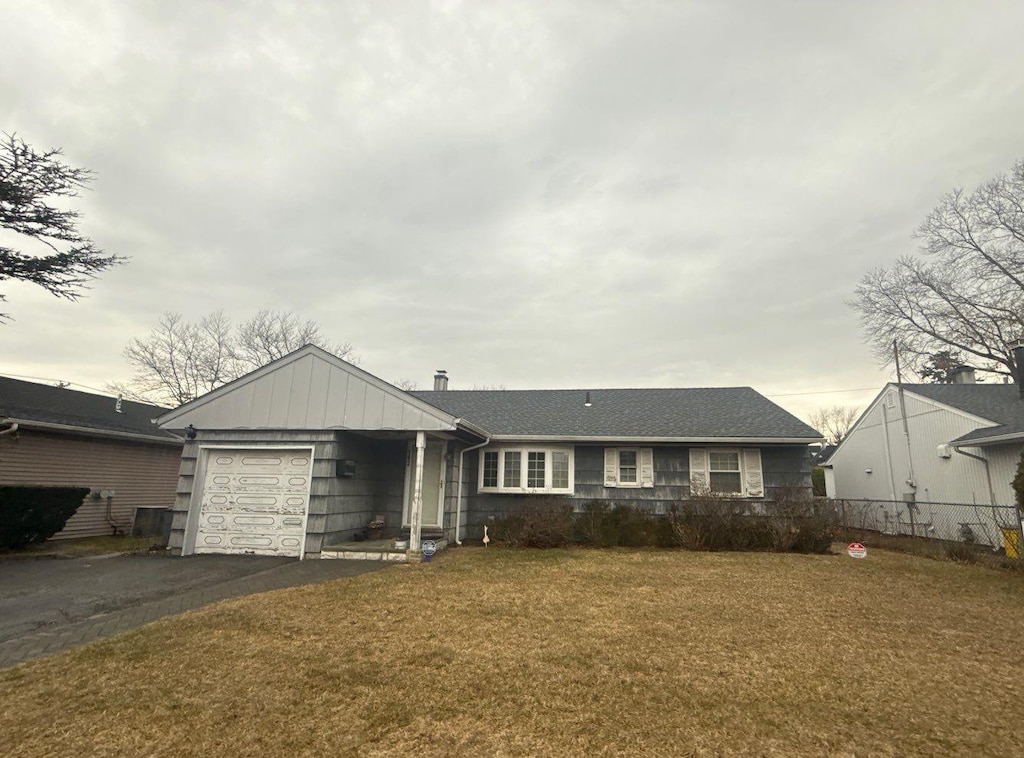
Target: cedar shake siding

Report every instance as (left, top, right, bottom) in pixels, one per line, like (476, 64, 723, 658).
(455, 443, 813, 540)
(0, 429, 182, 539)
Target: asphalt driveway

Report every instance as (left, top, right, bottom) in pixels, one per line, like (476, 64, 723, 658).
(0, 554, 387, 667)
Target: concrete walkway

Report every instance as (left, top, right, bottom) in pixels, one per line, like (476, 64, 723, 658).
(0, 555, 387, 669)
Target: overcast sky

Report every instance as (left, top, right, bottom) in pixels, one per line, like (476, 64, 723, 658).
(3, 0, 1024, 421)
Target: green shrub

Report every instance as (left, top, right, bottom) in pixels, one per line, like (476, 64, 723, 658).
(574, 501, 669, 547)
(812, 466, 826, 497)
(0, 486, 89, 549)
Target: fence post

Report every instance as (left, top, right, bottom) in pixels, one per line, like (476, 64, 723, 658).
(1016, 506, 1024, 561)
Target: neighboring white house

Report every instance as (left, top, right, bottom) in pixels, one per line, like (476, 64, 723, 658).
(822, 366, 1024, 547)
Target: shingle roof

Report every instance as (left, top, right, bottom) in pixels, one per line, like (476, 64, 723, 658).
(411, 387, 821, 440)
(903, 383, 1024, 445)
(0, 376, 180, 441)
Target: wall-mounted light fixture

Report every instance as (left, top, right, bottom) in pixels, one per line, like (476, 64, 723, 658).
(584, 391, 592, 408)
(185, 424, 197, 440)
(336, 459, 357, 478)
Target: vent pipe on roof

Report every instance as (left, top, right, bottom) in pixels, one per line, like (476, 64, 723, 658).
(115, 394, 123, 413)
(1012, 340, 1024, 400)
(433, 370, 449, 391)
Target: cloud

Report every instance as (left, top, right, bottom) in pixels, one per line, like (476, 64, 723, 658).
(3, 0, 1024, 424)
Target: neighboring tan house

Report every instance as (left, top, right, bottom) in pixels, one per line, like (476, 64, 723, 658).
(0, 377, 183, 539)
(822, 362, 1024, 547)
(156, 345, 822, 559)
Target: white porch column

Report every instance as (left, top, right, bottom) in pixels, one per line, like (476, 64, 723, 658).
(409, 431, 426, 556)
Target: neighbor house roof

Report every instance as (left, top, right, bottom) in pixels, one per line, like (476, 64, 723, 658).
(412, 387, 822, 442)
(0, 376, 180, 443)
(887, 382, 1024, 447)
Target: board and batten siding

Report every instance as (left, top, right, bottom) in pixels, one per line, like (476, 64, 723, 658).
(168, 430, 409, 557)
(828, 388, 1007, 505)
(456, 442, 813, 540)
(0, 429, 182, 539)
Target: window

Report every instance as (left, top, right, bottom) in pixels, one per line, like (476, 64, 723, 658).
(527, 452, 546, 488)
(504, 451, 521, 488)
(690, 448, 763, 498)
(604, 447, 654, 488)
(478, 446, 574, 494)
(482, 451, 499, 488)
(708, 450, 742, 494)
(618, 449, 638, 484)
(552, 451, 569, 489)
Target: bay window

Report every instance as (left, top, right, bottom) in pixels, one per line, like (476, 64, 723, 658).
(478, 446, 574, 494)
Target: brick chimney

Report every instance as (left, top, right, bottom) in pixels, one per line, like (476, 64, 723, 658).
(433, 370, 449, 391)
(950, 366, 975, 384)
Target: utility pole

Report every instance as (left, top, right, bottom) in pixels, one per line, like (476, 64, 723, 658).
(894, 341, 917, 535)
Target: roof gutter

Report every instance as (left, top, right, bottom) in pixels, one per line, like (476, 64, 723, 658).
(952, 431, 1024, 447)
(488, 434, 823, 444)
(454, 435, 491, 546)
(2, 418, 184, 446)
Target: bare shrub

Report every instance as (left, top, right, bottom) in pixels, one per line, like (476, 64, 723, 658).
(668, 489, 835, 554)
(491, 498, 574, 548)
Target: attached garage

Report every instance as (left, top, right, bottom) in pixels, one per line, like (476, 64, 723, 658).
(192, 448, 313, 557)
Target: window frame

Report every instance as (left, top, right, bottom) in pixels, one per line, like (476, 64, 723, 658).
(478, 445, 575, 494)
(615, 447, 641, 489)
(708, 448, 743, 495)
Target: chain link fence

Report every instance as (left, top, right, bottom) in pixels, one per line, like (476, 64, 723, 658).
(831, 497, 1023, 559)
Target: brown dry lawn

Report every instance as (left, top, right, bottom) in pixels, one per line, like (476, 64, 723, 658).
(2, 547, 1023, 757)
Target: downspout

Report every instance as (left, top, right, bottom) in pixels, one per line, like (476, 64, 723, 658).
(0, 422, 19, 438)
(455, 437, 490, 546)
(953, 446, 996, 506)
(880, 403, 899, 503)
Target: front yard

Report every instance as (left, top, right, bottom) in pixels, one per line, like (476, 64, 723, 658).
(2, 547, 1023, 756)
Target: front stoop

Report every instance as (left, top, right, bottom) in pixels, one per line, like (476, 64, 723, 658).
(319, 538, 449, 563)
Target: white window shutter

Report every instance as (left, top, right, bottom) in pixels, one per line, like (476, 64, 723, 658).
(604, 448, 618, 487)
(640, 448, 654, 488)
(689, 448, 708, 493)
(743, 448, 764, 497)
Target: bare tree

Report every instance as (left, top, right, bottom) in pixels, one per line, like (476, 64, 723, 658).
(235, 309, 353, 373)
(112, 309, 354, 406)
(851, 158, 1024, 379)
(392, 379, 419, 391)
(808, 405, 860, 446)
(1, 133, 123, 319)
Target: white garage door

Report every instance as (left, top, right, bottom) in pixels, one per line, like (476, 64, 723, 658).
(194, 448, 312, 557)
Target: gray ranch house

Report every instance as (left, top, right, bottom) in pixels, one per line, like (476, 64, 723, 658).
(157, 346, 821, 559)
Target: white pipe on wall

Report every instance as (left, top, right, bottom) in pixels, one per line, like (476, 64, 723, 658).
(455, 438, 490, 545)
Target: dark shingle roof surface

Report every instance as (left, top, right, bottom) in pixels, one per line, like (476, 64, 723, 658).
(903, 383, 1024, 445)
(412, 387, 821, 439)
(0, 376, 179, 440)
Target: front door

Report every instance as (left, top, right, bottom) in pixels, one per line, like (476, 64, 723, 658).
(403, 441, 445, 528)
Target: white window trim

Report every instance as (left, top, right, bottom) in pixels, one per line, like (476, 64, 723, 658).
(605, 447, 654, 488)
(690, 446, 765, 498)
(615, 447, 641, 489)
(708, 448, 743, 495)
(478, 445, 574, 495)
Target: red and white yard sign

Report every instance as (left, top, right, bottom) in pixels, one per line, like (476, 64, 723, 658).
(847, 542, 867, 559)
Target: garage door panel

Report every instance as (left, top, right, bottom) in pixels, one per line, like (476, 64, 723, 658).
(194, 448, 311, 557)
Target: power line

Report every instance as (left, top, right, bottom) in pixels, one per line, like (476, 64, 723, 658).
(0, 372, 111, 395)
(765, 387, 876, 399)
